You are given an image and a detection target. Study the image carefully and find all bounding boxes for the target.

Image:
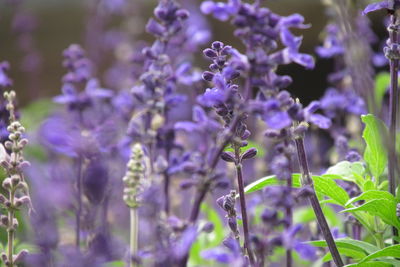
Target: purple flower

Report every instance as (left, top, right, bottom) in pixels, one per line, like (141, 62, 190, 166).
(363, 1, 390, 15)
(303, 101, 332, 129)
(175, 105, 221, 133)
(262, 99, 292, 130)
(0, 61, 12, 89)
(200, 0, 239, 21)
(62, 44, 93, 84)
(54, 79, 113, 111)
(315, 24, 345, 58)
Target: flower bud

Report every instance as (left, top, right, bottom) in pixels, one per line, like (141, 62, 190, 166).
(1, 252, 7, 262)
(11, 175, 20, 186)
(176, 9, 189, 19)
(241, 148, 257, 160)
(211, 41, 223, 50)
(2, 178, 12, 190)
(202, 222, 214, 233)
(220, 151, 235, 163)
(13, 249, 28, 263)
(202, 71, 214, 82)
(0, 216, 9, 226)
(203, 48, 217, 58)
(228, 217, 238, 233)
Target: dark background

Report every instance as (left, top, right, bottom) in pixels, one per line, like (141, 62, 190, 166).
(0, 0, 388, 106)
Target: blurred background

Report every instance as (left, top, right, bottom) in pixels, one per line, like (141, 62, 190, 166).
(0, 0, 388, 105)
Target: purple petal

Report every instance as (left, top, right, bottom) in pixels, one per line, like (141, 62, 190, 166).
(280, 14, 309, 28)
(289, 50, 315, 69)
(201, 249, 231, 263)
(308, 114, 332, 129)
(193, 105, 208, 123)
(363, 1, 388, 15)
(293, 241, 317, 261)
(146, 18, 165, 36)
(175, 121, 198, 132)
(280, 28, 303, 50)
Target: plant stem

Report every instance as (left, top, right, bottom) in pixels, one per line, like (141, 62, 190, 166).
(294, 137, 343, 267)
(388, 14, 399, 243)
(164, 145, 171, 215)
(7, 189, 15, 267)
(286, 176, 293, 266)
(130, 208, 138, 267)
(234, 146, 255, 265)
(189, 116, 241, 223)
(76, 156, 83, 249)
(283, 138, 293, 267)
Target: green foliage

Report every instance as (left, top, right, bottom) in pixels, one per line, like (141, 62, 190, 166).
(342, 199, 400, 230)
(357, 244, 400, 264)
(361, 114, 388, 180)
(293, 206, 341, 228)
(20, 98, 56, 132)
(20, 98, 56, 162)
(309, 238, 380, 255)
(244, 174, 349, 206)
(189, 203, 225, 265)
(324, 161, 365, 187)
(374, 72, 390, 110)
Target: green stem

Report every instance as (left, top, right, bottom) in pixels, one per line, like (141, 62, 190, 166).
(8, 190, 15, 267)
(130, 208, 138, 267)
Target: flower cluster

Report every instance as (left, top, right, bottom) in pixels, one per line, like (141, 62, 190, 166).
(0, 90, 30, 266)
(123, 143, 146, 208)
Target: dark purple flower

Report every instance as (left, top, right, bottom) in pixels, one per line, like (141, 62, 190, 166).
(0, 61, 12, 88)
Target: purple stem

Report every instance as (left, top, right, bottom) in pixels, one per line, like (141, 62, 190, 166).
(294, 137, 343, 267)
(388, 14, 399, 242)
(76, 156, 83, 249)
(234, 146, 255, 265)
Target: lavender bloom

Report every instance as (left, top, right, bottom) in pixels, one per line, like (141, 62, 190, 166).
(315, 24, 345, 58)
(62, 44, 93, 84)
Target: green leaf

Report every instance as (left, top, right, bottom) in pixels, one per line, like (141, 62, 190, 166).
(363, 180, 376, 191)
(358, 244, 400, 264)
(346, 190, 395, 207)
(313, 176, 349, 206)
(322, 247, 366, 262)
(189, 203, 225, 265)
(324, 161, 365, 185)
(361, 114, 388, 179)
(374, 72, 390, 110)
(245, 174, 349, 207)
(344, 262, 392, 267)
(342, 199, 400, 230)
(244, 174, 302, 194)
(309, 238, 379, 255)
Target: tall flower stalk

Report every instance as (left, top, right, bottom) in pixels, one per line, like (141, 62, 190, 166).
(387, 8, 400, 242)
(294, 123, 343, 267)
(123, 143, 146, 267)
(364, 0, 400, 243)
(0, 90, 30, 267)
